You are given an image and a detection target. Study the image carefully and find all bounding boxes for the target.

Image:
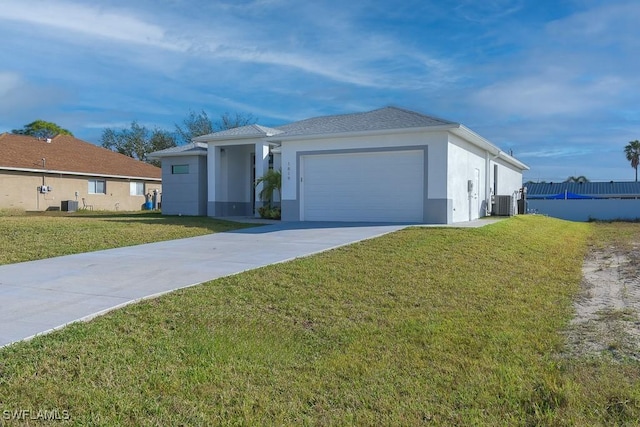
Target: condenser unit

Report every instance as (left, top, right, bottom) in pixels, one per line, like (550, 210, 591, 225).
(492, 195, 513, 216)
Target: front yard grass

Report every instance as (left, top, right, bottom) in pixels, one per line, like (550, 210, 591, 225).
(0, 210, 254, 265)
(0, 215, 638, 425)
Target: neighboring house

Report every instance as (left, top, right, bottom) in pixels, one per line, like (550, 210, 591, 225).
(150, 107, 528, 223)
(526, 181, 640, 221)
(0, 133, 162, 211)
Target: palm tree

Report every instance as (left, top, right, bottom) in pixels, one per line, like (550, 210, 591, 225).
(625, 140, 640, 182)
(255, 169, 281, 207)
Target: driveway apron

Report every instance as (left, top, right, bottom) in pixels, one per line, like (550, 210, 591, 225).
(0, 222, 407, 347)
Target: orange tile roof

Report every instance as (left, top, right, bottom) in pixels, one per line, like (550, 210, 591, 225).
(0, 133, 161, 180)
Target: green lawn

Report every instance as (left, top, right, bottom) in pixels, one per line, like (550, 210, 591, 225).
(0, 215, 639, 425)
(0, 210, 254, 265)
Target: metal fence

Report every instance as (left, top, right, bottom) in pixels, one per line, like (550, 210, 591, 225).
(526, 199, 640, 222)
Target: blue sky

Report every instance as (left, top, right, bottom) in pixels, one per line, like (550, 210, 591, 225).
(0, 0, 638, 182)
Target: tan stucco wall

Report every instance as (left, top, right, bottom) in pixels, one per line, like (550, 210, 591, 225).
(0, 170, 161, 211)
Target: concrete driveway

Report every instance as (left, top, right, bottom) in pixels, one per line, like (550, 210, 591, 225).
(0, 218, 502, 348)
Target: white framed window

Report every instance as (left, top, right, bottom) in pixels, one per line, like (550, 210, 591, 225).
(130, 182, 144, 196)
(88, 179, 106, 194)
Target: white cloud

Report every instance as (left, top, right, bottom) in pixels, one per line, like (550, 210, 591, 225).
(518, 147, 595, 159)
(472, 73, 626, 117)
(0, 72, 21, 97)
(1, 1, 453, 91)
(212, 46, 449, 90)
(469, 1, 640, 119)
(0, 1, 187, 51)
(191, 11, 456, 90)
(0, 72, 68, 117)
(453, 0, 524, 24)
(546, 1, 640, 47)
(83, 121, 134, 130)
(200, 94, 294, 122)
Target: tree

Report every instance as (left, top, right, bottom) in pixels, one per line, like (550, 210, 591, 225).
(175, 110, 258, 144)
(624, 140, 640, 182)
(565, 176, 589, 183)
(100, 121, 176, 166)
(12, 120, 73, 138)
(217, 111, 257, 131)
(175, 110, 214, 145)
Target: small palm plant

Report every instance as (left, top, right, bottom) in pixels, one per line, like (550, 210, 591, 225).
(255, 169, 281, 219)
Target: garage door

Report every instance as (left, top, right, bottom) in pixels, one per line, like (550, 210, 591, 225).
(301, 150, 424, 222)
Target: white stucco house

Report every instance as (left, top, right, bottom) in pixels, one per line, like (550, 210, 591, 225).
(150, 107, 528, 223)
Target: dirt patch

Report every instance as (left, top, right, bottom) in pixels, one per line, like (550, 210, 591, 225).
(565, 242, 640, 360)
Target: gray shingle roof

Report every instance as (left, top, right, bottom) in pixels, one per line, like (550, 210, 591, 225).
(526, 181, 640, 197)
(148, 106, 526, 171)
(148, 142, 207, 157)
(274, 106, 457, 137)
(196, 124, 283, 140)
(192, 107, 457, 142)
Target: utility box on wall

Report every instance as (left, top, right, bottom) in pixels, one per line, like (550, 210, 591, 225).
(61, 200, 78, 212)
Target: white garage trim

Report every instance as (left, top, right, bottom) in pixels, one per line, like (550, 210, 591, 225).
(297, 147, 428, 222)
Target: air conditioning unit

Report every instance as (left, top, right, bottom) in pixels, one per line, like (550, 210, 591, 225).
(492, 195, 513, 216)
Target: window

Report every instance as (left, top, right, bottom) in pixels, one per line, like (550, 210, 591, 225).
(88, 179, 106, 194)
(172, 164, 189, 174)
(130, 182, 144, 196)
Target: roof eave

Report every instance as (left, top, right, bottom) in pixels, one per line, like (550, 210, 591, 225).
(0, 166, 161, 181)
(450, 126, 529, 171)
(497, 151, 529, 171)
(198, 139, 281, 148)
(267, 124, 459, 143)
(450, 125, 500, 154)
(194, 134, 245, 142)
(193, 130, 283, 143)
(193, 134, 268, 143)
(148, 150, 207, 159)
(267, 124, 529, 171)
